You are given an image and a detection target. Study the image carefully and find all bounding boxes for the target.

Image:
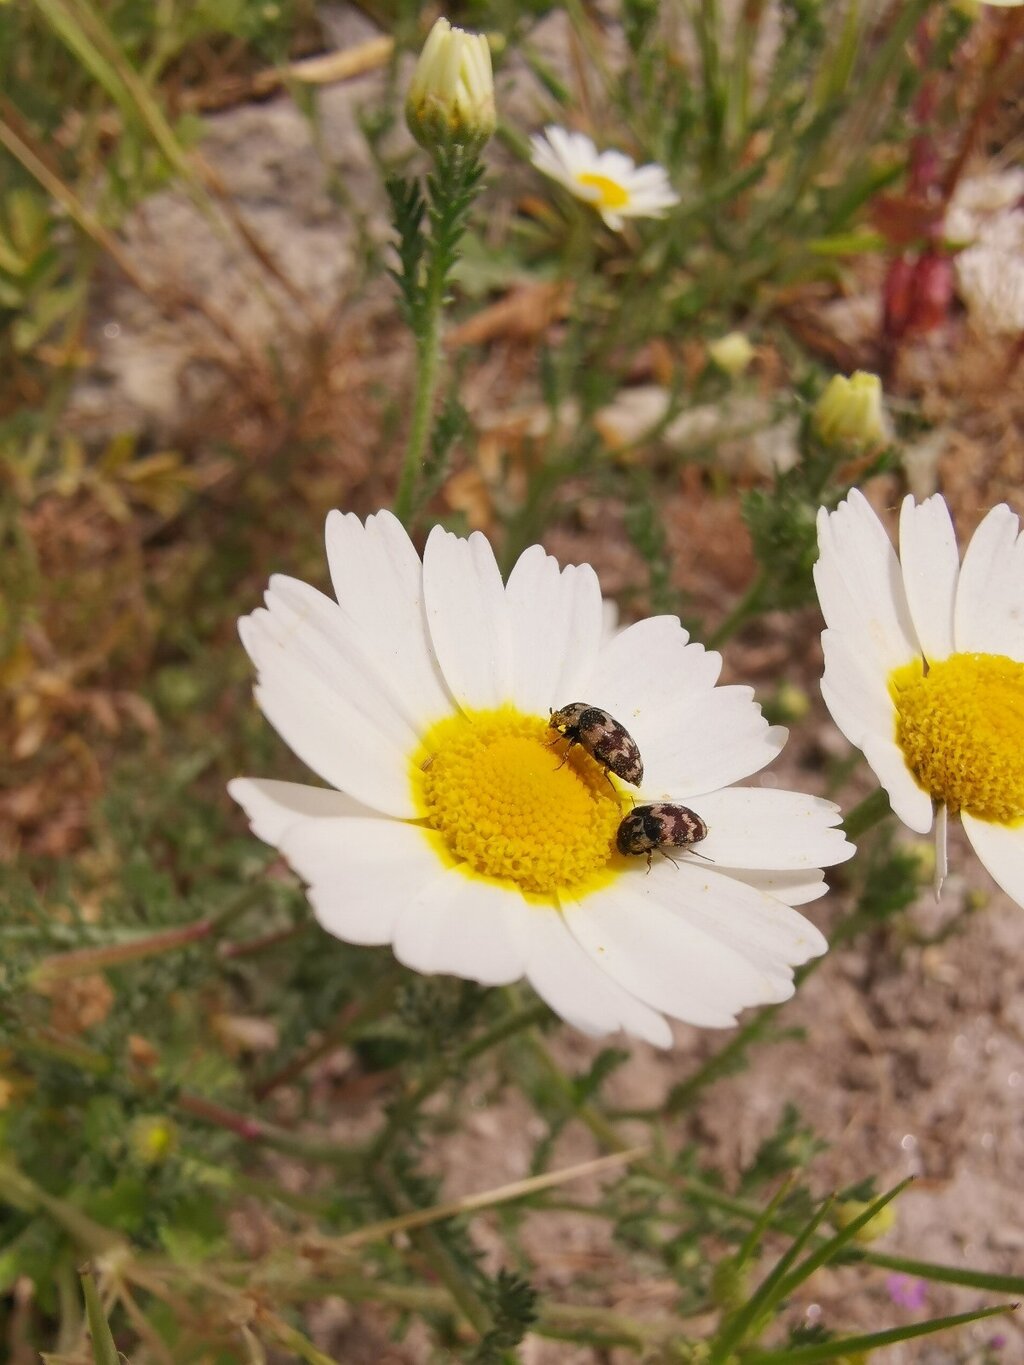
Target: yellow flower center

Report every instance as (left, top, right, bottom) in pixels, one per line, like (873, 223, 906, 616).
(412, 707, 625, 899)
(575, 171, 630, 211)
(890, 652, 1024, 823)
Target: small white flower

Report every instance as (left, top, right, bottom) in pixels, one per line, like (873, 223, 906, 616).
(529, 126, 679, 231)
(816, 489, 1024, 905)
(231, 512, 852, 1047)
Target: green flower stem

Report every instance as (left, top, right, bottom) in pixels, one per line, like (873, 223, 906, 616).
(370, 1165, 494, 1339)
(393, 260, 445, 526)
(277, 1274, 688, 1350)
(391, 146, 484, 528)
(175, 1093, 364, 1169)
(841, 785, 892, 841)
(11, 1030, 112, 1075)
(81, 1273, 120, 1365)
(29, 920, 216, 985)
(253, 967, 401, 1099)
(0, 1162, 125, 1254)
(28, 888, 264, 986)
(707, 569, 769, 648)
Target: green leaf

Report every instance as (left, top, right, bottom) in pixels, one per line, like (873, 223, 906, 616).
(860, 1249, 1024, 1298)
(710, 1195, 835, 1362)
(742, 1303, 1016, 1363)
(772, 1178, 913, 1303)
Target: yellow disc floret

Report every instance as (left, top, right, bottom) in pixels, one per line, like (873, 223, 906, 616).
(575, 172, 630, 211)
(413, 707, 625, 898)
(891, 652, 1024, 823)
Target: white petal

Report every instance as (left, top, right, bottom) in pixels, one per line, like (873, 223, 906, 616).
(820, 628, 895, 748)
(524, 908, 673, 1047)
(694, 788, 854, 870)
(279, 818, 443, 945)
(561, 881, 788, 1028)
(861, 734, 933, 834)
(898, 494, 959, 662)
(261, 576, 418, 745)
(589, 616, 721, 724)
(640, 690, 786, 798)
(423, 526, 512, 709)
(504, 547, 603, 714)
(228, 777, 378, 845)
(954, 504, 1024, 660)
(815, 490, 919, 672)
(961, 814, 1024, 911)
(722, 867, 830, 906)
(325, 510, 453, 728)
(640, 859, 828, 976)
(241, 615, 416, 818)
(393, 871, 529, 986)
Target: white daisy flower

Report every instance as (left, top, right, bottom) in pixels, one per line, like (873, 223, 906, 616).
(816, 489, 1024, 905)
(529, 126, 680, 231)
(230, 512, 852, 1047)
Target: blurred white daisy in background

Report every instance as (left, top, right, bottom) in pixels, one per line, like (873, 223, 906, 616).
(816, 489, 1024, 905)
(529, 127, 680, 231)
(231, 512, 852, 1047)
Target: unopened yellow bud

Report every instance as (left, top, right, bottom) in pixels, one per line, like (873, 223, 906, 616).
(129, 1115, 178, 1165)
(814, 372, 889, 447)
(834, 1198, 896, 1243)
(406, 18, 496, 155)
(708, 332, 755, 378)
(711, 1257, 750, 1311)
(774, 682, 811, 723)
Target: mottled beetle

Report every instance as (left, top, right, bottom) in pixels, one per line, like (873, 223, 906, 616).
(548, 703, 644, 787)
(616, 803, 708, 869)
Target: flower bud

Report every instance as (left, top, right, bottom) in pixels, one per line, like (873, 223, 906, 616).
(813, 372, 889, 447)
(773, 682, 811, 724)
(406, 18, 496, 155)
(708, 332, 755, 378)
(711, 1256, 750, 1311)
(129, 1115, 178, 1165)
(834, 1198, 896, 1243)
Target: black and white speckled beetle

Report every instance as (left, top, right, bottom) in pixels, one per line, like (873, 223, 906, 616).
(616, 803, 708, 869)
(548, 703, 644, 787)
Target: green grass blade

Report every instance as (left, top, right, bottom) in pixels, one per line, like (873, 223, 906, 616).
(773, 1178, 912, 1302)
(742, 1303, 1016, 1364)
(859, 1249, 1024, 1297)
(710, 1196, 835, 1363)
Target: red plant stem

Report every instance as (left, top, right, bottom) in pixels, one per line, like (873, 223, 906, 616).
(31, 920, 215, 983)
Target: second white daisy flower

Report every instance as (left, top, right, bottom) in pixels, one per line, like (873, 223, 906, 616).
(816, 489, 1024, 905)
(529, 126, 680, 231)
(231, 512, 852, 1047)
